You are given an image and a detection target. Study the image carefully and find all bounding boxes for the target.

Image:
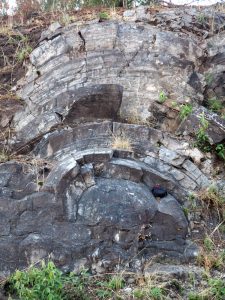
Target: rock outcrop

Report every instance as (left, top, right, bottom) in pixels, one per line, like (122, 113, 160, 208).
(1, 5, 225, 276)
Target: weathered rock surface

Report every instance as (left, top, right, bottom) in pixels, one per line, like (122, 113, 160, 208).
(2, 6, 225, 276)
(12, 15, 205, 147)
(178, 106, 225, 144)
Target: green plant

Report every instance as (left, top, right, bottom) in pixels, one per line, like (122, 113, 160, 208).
(133, 288, 146, 299)
(171, 101, 178, 108)
(188, 292, 206, 300)
(99, 12, 110, 20)
(95, 275, 124, 299)
(0, 150, 9, 163)
(16, 45, 32, 62)
(149, 287, 164, 300)
(96, 288, 112, 299)
(203, 236, 214, 252)
(108, 275, 124, 290)
(204, 73, 213, 85)
(179, 103, 193, 120)
(207, 97, 223, 113)
(197, 13, 206, 24)
(8, 261, 63, 300)
(208, 278, 225, 300)
(216, 143, 225, 160)
(170, 279, 184, 294)
(183, 207, 190, 218)
(195, 113, 211, 152)
(158, 91, 167, 104)
(62, 269, 90, 300)
(198, 184, 225, 221)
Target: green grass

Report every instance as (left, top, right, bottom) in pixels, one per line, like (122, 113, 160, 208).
(5, 259, 225, 300)
(158, 91, 167, 104)
(16, 45, 32, 62)
(207, 97, 223, 113)
(99, 12, 110, 20)
(179, 103, 193, 120)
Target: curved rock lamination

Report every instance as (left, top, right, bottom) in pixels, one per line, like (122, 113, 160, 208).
(3, 8, 222, 275)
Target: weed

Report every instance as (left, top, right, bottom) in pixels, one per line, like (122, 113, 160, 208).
(96, 288, 112, 299)
(179, 103, 193, 120)
(60, 13, 74, 26)
(183, 207, 190, 218)
(219, 224, 225, 234)
(208, 278, 225, 300)
(7, 261, 63, 300)
(188, 292, 206, 300)
(215, 143, 225, 160)
(195, 113, 211, 153)
(197, 13, 206, 24)
(62, 269, 89, 300)
(204, 73, 213, 85)
(16, 45, 32, 62)
(203, 235, 214, 252)
(171, 101, 178, 108)
(158, 91, 167, 104)
(0, 26, 14, 36)
(99, 12, 110, 20)
(197, 231, 225, 271)
(170, 279, 184, 294)
(0, 150, 9, 163)
(112, 133, 132, 151)
(133, 288, 146, 299)
(188, 192, 197, 209)
(198, 184, 225, 221)
(108, 275, 124, 290)
(149, 286, 164, 300)
(207, 97, 223, 113)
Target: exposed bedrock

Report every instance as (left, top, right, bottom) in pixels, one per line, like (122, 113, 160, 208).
(3, 6, 225, 275)
(13, 18, 204, 146)
(0, 152, 194, 276)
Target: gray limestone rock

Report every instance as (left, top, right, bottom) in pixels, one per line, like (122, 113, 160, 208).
(3, 7, 225, 276)
(178, 106, 225, 144)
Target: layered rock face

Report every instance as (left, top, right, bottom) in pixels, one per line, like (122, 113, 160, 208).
(1, 6, 225, 275)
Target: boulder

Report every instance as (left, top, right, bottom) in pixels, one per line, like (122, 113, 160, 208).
(178, 106, 225, 144)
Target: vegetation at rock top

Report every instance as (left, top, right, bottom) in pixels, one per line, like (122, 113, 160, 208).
(0, 0, 160, 17)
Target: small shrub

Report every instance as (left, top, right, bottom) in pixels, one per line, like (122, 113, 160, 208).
(207, 97, 223, 113)
(108, 275, 124, 291)
(179, 103, 193, 120)
(204, 73, 213, 85)
(198, 184, 225, 221)
(16, 45, 32, 62)
(0, 150, 9, 163)
(188, 292, 206, 300)
(149, 286, 164, 300)
(99, 12, 110, 21)
(203, 236, 214, 252)
(62, 269, 89, 300)
(133, 288, 146, 299)
(195, 113, 211, 153)
(183, 207, 190, 218)
(215, 143, 225, 161)
(112, 134, 132, 151)
(197, 13, 206, 24)
(171, 101, 178, 108)
(158, 91, 167, 104)
(7, 261, 63, 300)
(208, 278, 225, 300)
